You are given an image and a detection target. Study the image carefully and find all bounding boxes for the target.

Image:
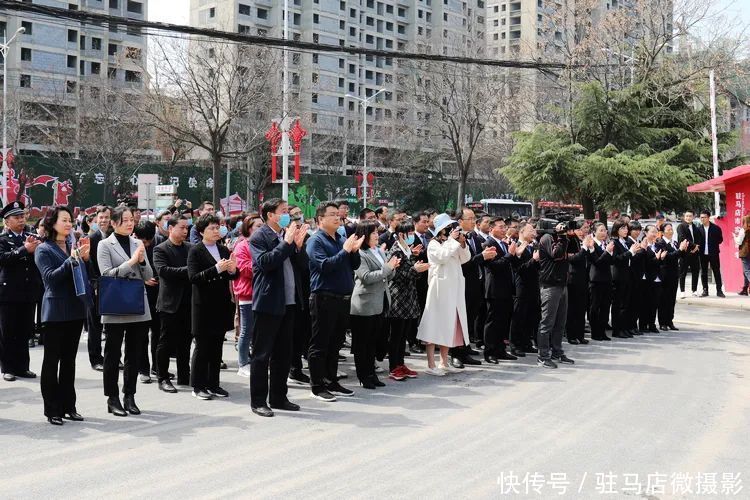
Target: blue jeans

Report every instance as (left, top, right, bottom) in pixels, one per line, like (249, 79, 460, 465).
(238, 304, 254, 367)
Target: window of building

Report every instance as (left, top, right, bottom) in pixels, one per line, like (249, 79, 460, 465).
(339, 58, 344, 68)
(21, 21, 32, 35)
(127, 1, 143, 14)
(312, 72, 319, 83)
(67, 54, 77, 68)
(338, 77, 344, 88)
(209, 7, 215, 18)
(340, 1, 346, 10)
(91, 62, 101, 74)
(238, 24, 251, 34)
(386, 4, 393, 13)
(20, 74, 31, 88)
(313, 13, 319, 24)
(338, 117, 344, 127)
(239, 3, 250, 15)
(350, 8, 356, 18)
(311, 93, 318, 103)
(92, 37, 102, 50)
(66, 81, 77, 93)
(21, 48, 31, 61)
(292, 73, 299, 85)
(340, 20, 345, 30)
(68, 3, 78, 10)
(338, 97, 344, 106)
(125, 70, 142, 83)
(257, 7, 268, 19)
(313, 33, 319, 43)
(110, 0, 119, 8)
(293, 13, 301, 25)
(68, 29, 77, 43)
(108, 67, 117, 79)
(350, 27, 356, 37)
(257, 28, 267, 36)
(79, 60, 85, 75)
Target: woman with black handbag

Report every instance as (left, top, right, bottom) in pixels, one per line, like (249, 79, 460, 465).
(187, 214, 237, 401)
(34, 206, 92, 425)
(97, 205, 154, 417)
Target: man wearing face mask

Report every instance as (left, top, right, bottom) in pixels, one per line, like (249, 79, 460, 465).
(154, 210, 171, 246)
(249, 198, 309, 417)
(86, 205, 111, 372)
(307, 202, 364, 402)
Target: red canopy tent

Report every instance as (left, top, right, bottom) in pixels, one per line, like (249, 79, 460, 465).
(687, 165, 750, 292)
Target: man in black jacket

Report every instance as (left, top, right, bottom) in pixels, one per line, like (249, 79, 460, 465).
(697, 210, 725, 297)
(449, 207, 488, 368)
(481, 218, 516, 363)
(566, 223, 591, 345)
(537, 223, 579, 368)
(509, 222, 541, 358)
(676, 211, 702, 297)
(249, 198, 309, 417)
(0, 202, 41, 381)
(288, 205, 312, 386)
(153, 214, 193, 393)
(378, 208, 406, 250)
(86, 205, 111, 371)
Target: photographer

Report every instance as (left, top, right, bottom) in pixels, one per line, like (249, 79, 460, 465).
(537, 223, 576, 368)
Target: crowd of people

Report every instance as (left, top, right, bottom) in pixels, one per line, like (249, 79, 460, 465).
(1, 197, 749, 424)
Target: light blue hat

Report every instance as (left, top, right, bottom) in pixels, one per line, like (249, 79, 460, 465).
(431, 213, 456, 237)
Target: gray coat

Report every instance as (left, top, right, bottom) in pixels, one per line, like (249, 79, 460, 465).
(97, 233, 154, 324)
(350, 248, 394, 317)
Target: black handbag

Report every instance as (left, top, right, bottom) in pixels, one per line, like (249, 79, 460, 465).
(98, 274, 145, 316)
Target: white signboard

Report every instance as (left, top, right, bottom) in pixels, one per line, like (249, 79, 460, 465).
(155, 184, 175, 195)
(137, 174, 159, 210)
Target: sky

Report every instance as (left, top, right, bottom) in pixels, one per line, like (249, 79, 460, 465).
(148, 0, 190, 25)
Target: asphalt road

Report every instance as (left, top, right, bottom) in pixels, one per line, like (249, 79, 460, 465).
(1, 303, 748, 499)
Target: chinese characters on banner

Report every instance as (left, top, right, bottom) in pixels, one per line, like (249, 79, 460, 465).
(733, 192, 746, 229)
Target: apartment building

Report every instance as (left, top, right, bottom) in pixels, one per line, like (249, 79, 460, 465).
(0, 0, 149, 154)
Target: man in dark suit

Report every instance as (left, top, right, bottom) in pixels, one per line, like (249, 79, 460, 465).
(509, 222, 541, 357)
(288, 205, 312, 386)
(0, 201, 42, 381)
(249, 198, 308, 417)
(378, 208, 406, 251)
(697, 210, 725, 297)
(566, 223, 591, 344)
(134, 220, 160, 384)
(86, 205, 111, 371)
(410, 211, 431, 353)
(481, 218, 517, 363)
(153, 214, 193, 393)
(676, 210, 702, 297)
(449, 207, 487, 368)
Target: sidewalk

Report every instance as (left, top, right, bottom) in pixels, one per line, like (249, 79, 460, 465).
(679, 276, 750, 311)
(678, 291, 750, 311)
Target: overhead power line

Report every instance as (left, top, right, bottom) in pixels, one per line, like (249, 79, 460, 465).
(0, 0, 574, 72)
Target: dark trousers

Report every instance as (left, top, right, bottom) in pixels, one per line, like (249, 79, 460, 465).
(103, 322, 148, 397)
(627, 277, 644, 331)
(658, 278, 678, 327)
(140, 307, 159, 376)
(699, 253, 723, 293)
(86, 287, 104, 366)
(351, 314, 380, 383)
(450, 290, 481, 358)
(388, 317, 413, 371)
(250, 307, 294, 407)
(588, 282, 612, 340)
(190, 331, 224, 392)
(510, 293, 540, 350)
(611, 278, 632, 333)
(679, 254, 700, 292)
(308, 293, 350, 391)
(410, 281, 427, 347)
(0, 302, 34, 374)
(566, 282, 587, 341)
(639, 280, 662, 329)
(157, 305, 192, 384)
(538, 285, 567, 360)
(290, 305, 311, 372)
(41, 320, 83, 417)
(484, 298, 512, 356)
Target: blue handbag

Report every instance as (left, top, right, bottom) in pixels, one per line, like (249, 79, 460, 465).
(98, 274, 145, 316)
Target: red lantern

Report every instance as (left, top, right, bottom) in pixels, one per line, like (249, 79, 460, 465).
(289, 119, 307, 182)
(265, 121, 282, 182)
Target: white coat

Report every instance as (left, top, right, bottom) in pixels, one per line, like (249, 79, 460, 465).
(417, 237, 471, 347)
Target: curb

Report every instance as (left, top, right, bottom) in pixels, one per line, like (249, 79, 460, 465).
(678, 296, 750, 312)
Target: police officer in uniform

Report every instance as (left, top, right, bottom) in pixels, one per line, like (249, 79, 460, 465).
(0, 201, 42, 381)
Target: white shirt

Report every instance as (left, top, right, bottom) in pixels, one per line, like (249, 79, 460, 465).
(649, 243, 661, 282)
(702, 224, 711, 255)
(476, 230, 489, 241)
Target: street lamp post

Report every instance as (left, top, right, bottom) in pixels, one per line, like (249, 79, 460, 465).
(345, 88, 386, 208)
(1, 26, 25, 206)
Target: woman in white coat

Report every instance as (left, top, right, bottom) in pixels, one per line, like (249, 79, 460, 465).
(417, 213, 471, 376)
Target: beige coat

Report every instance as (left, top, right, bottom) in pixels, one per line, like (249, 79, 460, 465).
(417, 237, 471, 347)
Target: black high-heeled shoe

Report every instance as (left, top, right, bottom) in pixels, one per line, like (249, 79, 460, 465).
(371, 377, 385, 387)
(123, 395, 141, 415)
(107, 397, 127, 417)
(359, 379, 376, 389)
(47, 416, 64, 426)
(63, 411, 84, 421)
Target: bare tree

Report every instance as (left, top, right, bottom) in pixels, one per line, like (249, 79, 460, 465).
(141, 37, 280, 207)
